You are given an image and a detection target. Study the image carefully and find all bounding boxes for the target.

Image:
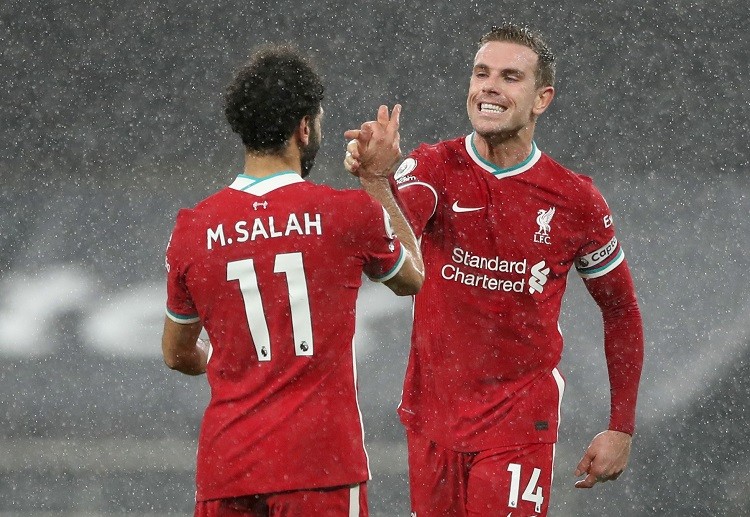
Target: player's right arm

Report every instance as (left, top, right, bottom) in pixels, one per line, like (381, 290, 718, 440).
(162, 216, 210, 375)
(161, 318, 209, 375)
(345, 104, 424, 296)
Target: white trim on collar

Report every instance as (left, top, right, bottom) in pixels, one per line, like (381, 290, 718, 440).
(464, 133, 542, 179)
(229, 171, 304, 195)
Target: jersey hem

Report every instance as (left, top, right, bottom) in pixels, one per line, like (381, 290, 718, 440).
(195, 476, 371, 502)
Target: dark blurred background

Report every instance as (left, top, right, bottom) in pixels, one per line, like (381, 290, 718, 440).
(1, 0, 748, 515)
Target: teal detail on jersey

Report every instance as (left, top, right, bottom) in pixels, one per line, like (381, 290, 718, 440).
(166, 307, 200, 324)
(370, 245, 406, 283)
(236, 170, 297, 191)
(577, 248, 625, 278)
(469, 133, 538, 176)
(236, 175, 258, 191)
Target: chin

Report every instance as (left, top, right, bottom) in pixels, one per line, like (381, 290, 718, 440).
(475, 126, 508, 138)
(472, 115, 505, 134)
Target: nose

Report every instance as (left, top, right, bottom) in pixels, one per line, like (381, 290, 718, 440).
(481, 77, 502, 95)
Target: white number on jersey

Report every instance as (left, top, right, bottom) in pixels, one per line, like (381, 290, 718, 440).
(507, 463, 544, 513)
(227, 252, 313, 361)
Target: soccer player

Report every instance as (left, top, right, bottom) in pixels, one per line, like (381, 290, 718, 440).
(345, 23, 644, 516)
(161, 45, 423, 517)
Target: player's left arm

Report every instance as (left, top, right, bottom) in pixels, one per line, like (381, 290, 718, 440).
(161, 317, 209, 376)
(575, 259, 644, 488)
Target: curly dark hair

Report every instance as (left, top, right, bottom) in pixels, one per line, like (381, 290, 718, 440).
(479, 23, 556, 88)
(224, 45, 325, 154)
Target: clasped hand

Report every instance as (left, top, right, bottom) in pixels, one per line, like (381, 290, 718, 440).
(343, 104, 402, 180)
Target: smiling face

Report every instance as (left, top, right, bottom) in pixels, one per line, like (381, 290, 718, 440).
(466, 41, 554, 144)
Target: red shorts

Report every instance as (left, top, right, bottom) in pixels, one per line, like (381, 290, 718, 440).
(407, 430, 554, 517)
(194, 483, 368, 517)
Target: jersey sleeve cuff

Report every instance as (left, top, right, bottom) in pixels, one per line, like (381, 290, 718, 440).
(368, 246, 406, 283)
(166, 308, 200, 324)
(608, 418, 635, 436)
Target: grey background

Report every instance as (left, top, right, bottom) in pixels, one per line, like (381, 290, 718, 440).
(1, 0, 748, 515)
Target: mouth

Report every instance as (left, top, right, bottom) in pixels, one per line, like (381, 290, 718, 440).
(479, 102, 507, 114)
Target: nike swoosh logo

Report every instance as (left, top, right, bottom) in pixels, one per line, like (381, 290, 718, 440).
(452, 201, 484, 213)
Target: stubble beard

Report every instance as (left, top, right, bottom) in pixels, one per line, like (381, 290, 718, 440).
(474, 109, 536, 146)
(299, 126, 321, 178)
(475, 121, 527, 147)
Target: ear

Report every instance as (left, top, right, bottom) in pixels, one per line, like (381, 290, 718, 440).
(296, 116, 312, 146)
(533, 86, 555, 116)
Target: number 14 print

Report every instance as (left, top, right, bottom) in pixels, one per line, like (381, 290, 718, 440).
(227, 252, 313, 361)
(507, 463, 544, 514)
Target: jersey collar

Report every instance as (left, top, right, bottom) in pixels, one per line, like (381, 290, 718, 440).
(464, 133, 541, 179)
(229, 170, 304, 195)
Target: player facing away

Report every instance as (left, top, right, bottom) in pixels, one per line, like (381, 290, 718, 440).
(345, 23, 644, 516)
(161, 45, 423, 517)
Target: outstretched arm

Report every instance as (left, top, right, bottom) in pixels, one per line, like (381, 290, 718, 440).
(344, 105, 424, 296)
(575, 260, 644, 488)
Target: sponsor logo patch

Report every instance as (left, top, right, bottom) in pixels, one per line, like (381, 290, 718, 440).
(394, 158, 417, 181)
(528, 260, 550, 294)
(452, 201, 484, 213)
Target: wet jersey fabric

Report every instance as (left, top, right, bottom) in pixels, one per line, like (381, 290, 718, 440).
(394, 135, 626, 451)
(165, 172, 404, 500)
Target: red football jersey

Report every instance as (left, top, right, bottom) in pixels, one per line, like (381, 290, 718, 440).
(394, 135, 625, 452)
(165, 171, 405, 500)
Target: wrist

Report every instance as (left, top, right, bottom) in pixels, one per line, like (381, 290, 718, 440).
(358, 176, 391, 189)
(357, 159, 399, 183)
(608, 421, 635, 436)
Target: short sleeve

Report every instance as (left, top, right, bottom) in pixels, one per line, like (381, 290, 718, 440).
(165, 211, 200, 324)
(354, 197, 406, 283)
(393, 146, 442, 238)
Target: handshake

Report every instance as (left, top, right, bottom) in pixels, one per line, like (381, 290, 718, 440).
(343, 104, 403, 182)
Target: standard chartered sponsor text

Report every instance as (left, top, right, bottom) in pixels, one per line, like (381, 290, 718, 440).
(443, 247, 527, 292)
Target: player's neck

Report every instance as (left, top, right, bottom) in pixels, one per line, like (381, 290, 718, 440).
(242, 149, 302, 179)
(473, 130, 535, 169)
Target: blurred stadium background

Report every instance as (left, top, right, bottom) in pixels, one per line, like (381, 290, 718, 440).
(1, 0, 748, 515)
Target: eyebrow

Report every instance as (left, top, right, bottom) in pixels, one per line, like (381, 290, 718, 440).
(473, 63, 526, 77)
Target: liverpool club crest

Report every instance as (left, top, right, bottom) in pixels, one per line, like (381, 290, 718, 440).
(534, 207, 555, 244)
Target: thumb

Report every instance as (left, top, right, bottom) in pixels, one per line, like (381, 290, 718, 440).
(343, 129, 361, 141)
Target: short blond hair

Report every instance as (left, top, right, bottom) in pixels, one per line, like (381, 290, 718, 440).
(479, 23, 556, 88)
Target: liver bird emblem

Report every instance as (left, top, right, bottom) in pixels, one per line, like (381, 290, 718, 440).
(536, 207, 556, 235)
